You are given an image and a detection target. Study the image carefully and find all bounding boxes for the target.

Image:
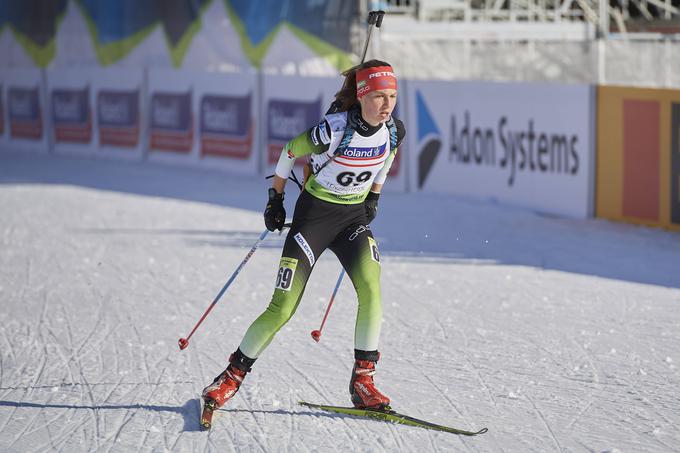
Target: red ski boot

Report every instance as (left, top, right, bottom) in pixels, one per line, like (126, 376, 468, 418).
(349, 350, 390, 410)
(200, 349, 256, 429)
(201, 364, 246, 430)
(202, 366, 246, 407)
(202, 349, 255, 408)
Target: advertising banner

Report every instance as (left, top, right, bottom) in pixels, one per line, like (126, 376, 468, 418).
(0, 82, 5, 140)
(200, 94, 251, 157)
(3, 69, 48, 153)
(92, 68, 144, 159)
(194, 71, 258, 175)
(597, 86, 680, 232)
(150, 92, 192, 152)
(147, 69, 195, 163)
(672, 104, 680, 227)
(47, 69, 94, 155)
(387, 98, 406, 188)
(9, 86, 43, 140)
(406, 80, 595, 218)
(267, 95, 322, 167)
(262, 74, 408, 192)
(99, 90, 140, 147)
(52, 87, 92, 143)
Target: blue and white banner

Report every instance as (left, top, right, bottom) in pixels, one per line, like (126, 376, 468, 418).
(48, 69, 95, 155)
(1, 69, 48, 153)
(262, 74, 340, 175)
(194, 71, 258, 174)
(92, 68, 144, 159)
(406, 80, 595, 218)
(146, 69, 195, 165)
(0, 79, 6, 142)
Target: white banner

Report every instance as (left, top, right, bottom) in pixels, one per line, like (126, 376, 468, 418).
(406, 80, 594, 218)
(146, 69, 196, 165)
(47, 69, 95, 155)
(193, 71, 258, 175)
(1, 69, 48, 153)
(262, 74, 407, 193)
(386, 80, 408, 193)
(146, 69, 261, 175)
(91, 68, 145, 159)
(0, 71, 6, 145)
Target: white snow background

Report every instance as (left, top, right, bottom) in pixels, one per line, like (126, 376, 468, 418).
(1, 152, 679, 452)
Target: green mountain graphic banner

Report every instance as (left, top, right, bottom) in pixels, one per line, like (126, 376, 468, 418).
(2, 0, 356, 69)
(225, 0, 356, 69)
(4, 0, 69, 67)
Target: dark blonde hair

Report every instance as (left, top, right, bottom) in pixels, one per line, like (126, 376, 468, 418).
(334, 59, 393, 112)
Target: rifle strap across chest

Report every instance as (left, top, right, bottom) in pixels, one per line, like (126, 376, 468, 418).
(312, 112, 397, 177)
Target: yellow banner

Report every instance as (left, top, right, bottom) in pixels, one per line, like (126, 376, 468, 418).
(597, 86, 680, 232)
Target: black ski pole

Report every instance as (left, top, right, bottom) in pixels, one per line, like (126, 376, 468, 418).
(326, 10, 386, 116)
(360, 10, 385, 64)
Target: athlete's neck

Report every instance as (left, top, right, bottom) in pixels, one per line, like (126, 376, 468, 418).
(351, 109, 382, 136)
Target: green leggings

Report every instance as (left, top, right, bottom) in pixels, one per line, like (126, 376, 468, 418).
(239, 191, 383, 358)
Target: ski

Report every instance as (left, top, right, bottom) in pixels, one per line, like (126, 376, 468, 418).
(299, 401, 488, 436)
(200, 399, 217, 430)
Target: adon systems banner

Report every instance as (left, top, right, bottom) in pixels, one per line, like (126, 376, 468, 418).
(406, 80, 595, 218)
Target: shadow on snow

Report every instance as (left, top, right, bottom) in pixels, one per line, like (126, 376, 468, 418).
(0, 398, 408, 433)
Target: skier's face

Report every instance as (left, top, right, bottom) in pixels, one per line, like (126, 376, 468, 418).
(359, 89, 397, 126)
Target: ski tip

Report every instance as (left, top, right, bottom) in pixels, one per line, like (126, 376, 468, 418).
(476, 427, 489, 435)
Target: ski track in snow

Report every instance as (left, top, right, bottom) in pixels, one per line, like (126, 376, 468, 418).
(1, 153, 680, 452)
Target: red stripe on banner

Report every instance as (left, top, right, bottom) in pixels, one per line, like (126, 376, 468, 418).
(151, 131, 193, 152)
(11, 121, 43, 139)
(201, 124, 253, 159)
(622, 100, 660, 221)
(55, 126, 92, 143)
(201, 138, 251, 158)
(100, 128, 140, 147)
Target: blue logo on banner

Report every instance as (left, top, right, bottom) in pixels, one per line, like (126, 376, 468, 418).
(267, 96, 321, 164)
(8, 86, 43, 140)
(416, 90, 441, 189)
(341, 143, 386, 159)
(149, 91, 193, 152)
(98, 89, 140, 147)
(200, 93, 253, 159)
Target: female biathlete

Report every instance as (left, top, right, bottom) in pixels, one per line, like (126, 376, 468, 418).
(202, 59, 406, 412)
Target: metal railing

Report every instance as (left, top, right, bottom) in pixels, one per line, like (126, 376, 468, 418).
(377, 0, 679, 36)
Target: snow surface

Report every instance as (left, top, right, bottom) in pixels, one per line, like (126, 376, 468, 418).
(1, 152, 679, 452)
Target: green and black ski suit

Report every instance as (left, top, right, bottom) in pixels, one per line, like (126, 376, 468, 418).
(238, 108, 406, 359)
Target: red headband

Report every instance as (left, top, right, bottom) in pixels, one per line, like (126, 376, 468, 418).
(356, 66, 397, 98)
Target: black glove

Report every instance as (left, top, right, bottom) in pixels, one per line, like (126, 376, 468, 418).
(264, 188, 286, 231)
(364, 191, 380, 224)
